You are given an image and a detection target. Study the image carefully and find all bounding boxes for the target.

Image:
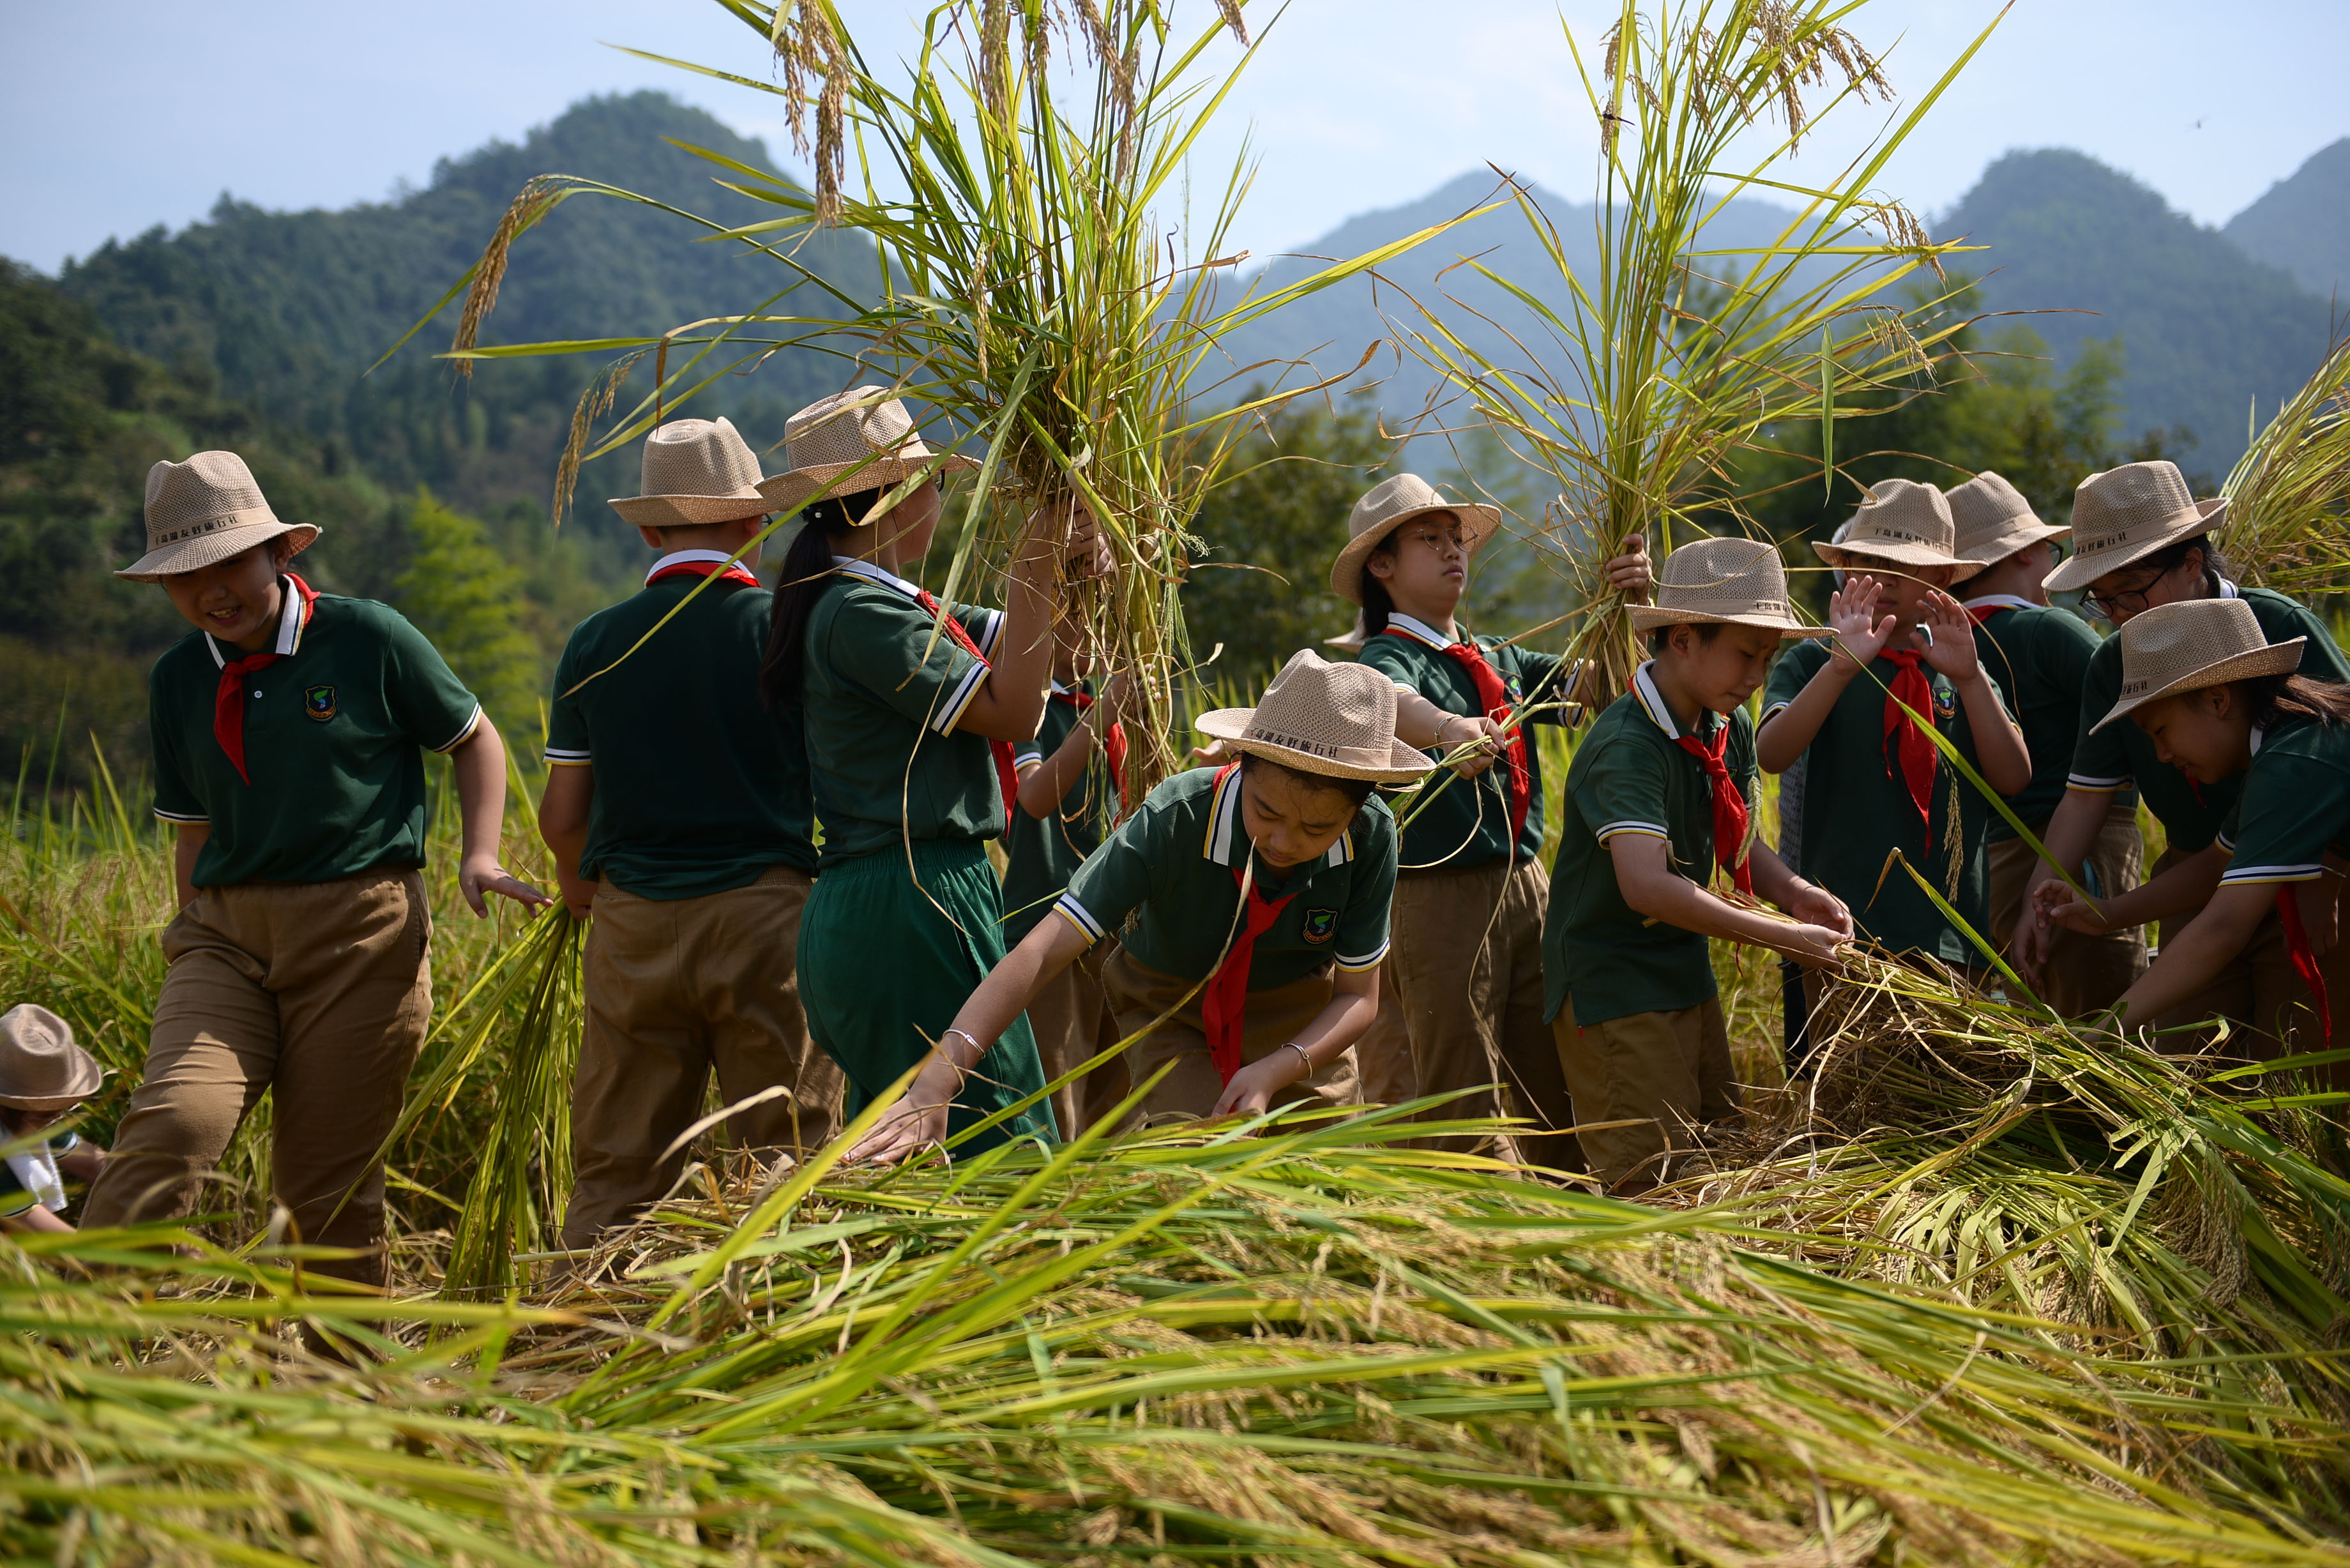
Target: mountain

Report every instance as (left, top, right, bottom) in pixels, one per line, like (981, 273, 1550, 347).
(52, 91, 878, 534)
(1939, 149, 2332, 472)
(2224, 138, 2350, 306)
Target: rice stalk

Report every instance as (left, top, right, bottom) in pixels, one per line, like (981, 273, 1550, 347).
(2222, 328, 2350, 601)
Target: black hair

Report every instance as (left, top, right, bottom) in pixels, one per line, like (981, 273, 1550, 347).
(2127, 534, 2233, 594)
(761, 488, 883, 711)
(1238, 750, 1377, 811)
(1358, 525, 1404, 636)
(1645, 621, 1727, 658)
(2238, 672, 2350, 730)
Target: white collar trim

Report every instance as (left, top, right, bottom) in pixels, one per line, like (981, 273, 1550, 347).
(206, 575, 307, 668)
(1201, 764, 1352, 870)
(2250, 723, 2266, 757)
(1382, 612, 1459, 649)
(1961, 593, 2038, 613)
(2219, 578, 2241, 600)
(831, 555, 923, 599)
(647, 548, 743, 582)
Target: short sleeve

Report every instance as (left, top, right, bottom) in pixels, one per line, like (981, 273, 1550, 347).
(379, 607, 485, 753)
(1332, 809, 1398, 971)
(1731, 709, 1761, 810)
(824, 591, 990, 736)
(1571, 734, 1674, 845)
(2068, 646, 2132, 792)
(950, 601, 1004, 658)
(1055, 808, 1158, 946)
(1013, 743, 1046, 768)
(2218, 753, 2340, 886)
(544, 634, 592, 767)
(1762, 640, 1824, 721)
(151, 666, 208, 824)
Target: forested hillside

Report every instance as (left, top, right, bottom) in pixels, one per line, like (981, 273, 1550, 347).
(2225, 137, 2350, 305)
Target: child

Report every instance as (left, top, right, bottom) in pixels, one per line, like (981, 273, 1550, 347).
(851, 651, 1429, 1163)
(1757, 478, 2033, 969)
(538, 417, 845, 1251)
(1338, 473, 1651, 1160)
(1945, 471, 2145, 1013)
(2021, 460, 2350, 1046)
(1549, 538, 1852, 1194)
(1002, 598, 1132, 1140)
(0, 1005, 108, 1235)
(84, 451, 547, 1286)
(2055, 597, 2350, 1074)
(759, 388, 1066, 1155)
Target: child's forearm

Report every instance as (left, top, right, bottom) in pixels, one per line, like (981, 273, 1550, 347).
(1748, 844, 1810, 910)
(172, 824, 208, 911)
(1755, 661, 1856, 772)
(1017, 712, 1100, 818)
(2096, 842, 2224, 929)
(2114, 884, 2271, 1028)
(2023, 788, 2112, 900)
(451, 717, 510, 869)
(1287, 986, 1379, 1074)
(942, 917, 1091, 1067)
(1955, 670, 2033, 794)
(1635, 873, 1811, 954)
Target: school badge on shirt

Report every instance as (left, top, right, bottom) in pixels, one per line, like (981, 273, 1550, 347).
(304, 685, 339, 723)
(1932, 684, 1957, 721)
(1301, 907, 1339, 945)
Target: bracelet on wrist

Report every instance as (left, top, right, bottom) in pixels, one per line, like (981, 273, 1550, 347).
(1280, 1041, 1314, 1078)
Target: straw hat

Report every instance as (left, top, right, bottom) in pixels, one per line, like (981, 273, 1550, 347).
(115, 451, 319, 582)
(1946, 471, 2069, 569)
(1324, 614, 1368, 652)
(1629, 536, 1831, 638)
(2042, 460, 2227, 594)
(2089, 598, 2303, 733)
(0, 1004, 103, 1112)
(1195, 650, 1434, 783)
(608, 418, 775, 528)
(1813, 478, 1959, 570)
(756, 386, 976, 515)
(1328, 474, 1503, 606)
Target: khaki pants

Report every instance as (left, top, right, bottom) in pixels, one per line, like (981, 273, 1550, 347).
(1360, 857, 1571, 1161)
(1987, 801, 2146, 1016)
(1103, 947, 1359, 1124)
(563, 866, 842, 1247)
(1551, 997, 1736, 1191)
(1026, 939, 1130, 1138)
(82, 869, 433, 1288)
(2151, 848, 2350, 1063)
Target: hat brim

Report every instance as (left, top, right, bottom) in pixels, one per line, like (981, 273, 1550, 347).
(1194, 707, 1434, 783)
(609, 490, 773, 527)
(1626, 605, 1833, 637)
(757, 449, 980, 515)
(1323, 628, 1367, 650)
(1814, 539, 1962, 571)
(2042, 497, 2228, 593)
(2089, 636, 2305, 733)
(1328, 502, 1506, 606)
(115, 520, 319, 584)
(1953, 520, 2072, 570)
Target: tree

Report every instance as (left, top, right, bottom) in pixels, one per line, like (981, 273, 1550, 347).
(392, 492, 545, 745)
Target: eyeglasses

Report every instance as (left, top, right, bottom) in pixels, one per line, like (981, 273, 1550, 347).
(2083, 578, 2160, 621)
(1400, 524, 1469, 552)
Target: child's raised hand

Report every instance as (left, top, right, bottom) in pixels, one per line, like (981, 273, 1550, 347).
(1191, 737, 1232, 767)
(1601, 533, 1653, 603)
(1916, 589, 1982, 680)
(1827, 575, 1895, 668)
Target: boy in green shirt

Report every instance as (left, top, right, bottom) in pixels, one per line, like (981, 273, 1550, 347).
(538, 418, 845, 1250)
(1759, 478, 2033, 969)
(84, 451, 546, 1287)
(1550, 538, 1851, 1194)
(1945, 470, 2146, 1013)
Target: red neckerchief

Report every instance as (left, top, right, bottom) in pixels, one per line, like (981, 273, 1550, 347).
(1201, 762, 1299, 1085)
(646, 557, 760, 589)
(1674, 718, 1754, 896)
(1878, 647, 1938, 826)
(1053, 685, 1128, 812)
(1376, 628, 1532, 852)
(2275, 886, 2334, 1041)
(913, 589, 1018, 830)
(1964, 605, 2001, 627)
(213, 573, 318, 785)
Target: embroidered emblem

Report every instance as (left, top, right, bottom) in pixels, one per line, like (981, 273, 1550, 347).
(1932, 684, 1957, 721)
(1504, 674, 1523, 703)
(304, 685, 338, 722)
(1301, 907, 1339, 945)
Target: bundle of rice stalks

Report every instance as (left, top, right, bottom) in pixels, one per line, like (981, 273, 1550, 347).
(1400, 0, 1995, 703)
(430, 0, 1476, 799)
(13, 1106, 2350, 1565)
(2224, 329, 2350, 601)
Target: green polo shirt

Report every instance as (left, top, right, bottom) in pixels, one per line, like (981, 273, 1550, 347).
(1964, 596, 2118, 839)
(1054, 765, 1397, 989)
(2215, 716, 2350, 886)
(2068, 584, 2349, 853)
(1356, 614, 1574, 869)
(151, 582, 481, 888)
(545, 557, 817, 900)
(1001, 681, 1116, 944)
(800, 557, 1007, 866)
(1761, 637, 2007, 962)
(1544, 663, 1757, 1026)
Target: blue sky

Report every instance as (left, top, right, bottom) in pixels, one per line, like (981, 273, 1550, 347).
(4, 0, 2346, 274)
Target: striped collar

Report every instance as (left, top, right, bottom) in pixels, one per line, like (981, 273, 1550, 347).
(646, 548, 748, 582)
(2251, 723, 2267, 758)
(1380, 612, 1464, 650)
(206, 575, 309, 669)
(1960, 593, 2038, 614)
(830, 555, 925, 599)
(2218, 578, 2241, 600)
(1629, 660, 1722, 742)
(1201, 764, 1354, 871)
